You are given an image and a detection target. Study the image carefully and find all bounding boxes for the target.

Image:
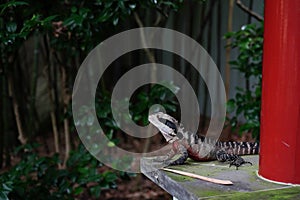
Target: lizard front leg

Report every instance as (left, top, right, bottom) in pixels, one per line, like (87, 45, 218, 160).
(216, 149, 252, 170)
(155, 144, 188, 166)
(169, 144, 188, 165)
(154, 148, 177, 163)
(169, 151, 188, 165)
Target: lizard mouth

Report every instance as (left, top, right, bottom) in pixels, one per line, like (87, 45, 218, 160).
(148, 112, 178, 141)
(162, 132, 177, 142)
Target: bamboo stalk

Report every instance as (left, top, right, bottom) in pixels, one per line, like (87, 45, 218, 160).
(217, 0, 222, 69)
(225, 0, 234, 99)
(1, 56, 11, 167)
(63, 106, 70, 168)
(28, 31, 39, 136)
(43, 35, 60, 155)
(61, 67, 71, 168)
(0, 71, 4, 168)
(200, 0, 214, 130)
(196, 0, 218, 42)
(50, 111, 60, 153)
(162, 168, 233, 185)
(133, 11, 156, 154)
(245, 0, 253, 92)
(133, 12, 156, 64)
(8, 76, 27, 145)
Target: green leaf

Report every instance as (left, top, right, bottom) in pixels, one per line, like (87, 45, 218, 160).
(97, 11, 113, 22)
(118, 1, 126, 12)
(107, 141, 115, 147)
(129, 4, 136, 9)
(90, 185, 101, 198)
(2, 182, 13, 192)
(79, 8, 90, 18)
(73, 187, 84, 195)
(162, 103, 177, 112)
(41, 15, 58, 25)
(113, 17, 119, 26)
(71, 6, 77, 13)
(103, 171, 117, 183)
(223, 31, 235, 38)
(226, 99, 235, 113)
(104, 120, 119, 129)
(78, 167, 89, 174)
(141, 114, 149, 126)
(0, 1, 28, 15)
(0, 192, 9, 200)
(236, 105, 243, 115)
(6, 22, 17, 33)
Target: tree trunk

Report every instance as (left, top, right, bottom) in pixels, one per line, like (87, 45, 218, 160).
(8, 75, 27, 145)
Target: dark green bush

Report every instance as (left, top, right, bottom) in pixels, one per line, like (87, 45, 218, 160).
(0, 144, 117, 199)
(0, 83, 178, 199)
(225, 23, 263, 139)
(0, 0, 182, 198)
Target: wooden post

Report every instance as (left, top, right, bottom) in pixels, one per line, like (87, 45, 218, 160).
(259, 0, 300, 184)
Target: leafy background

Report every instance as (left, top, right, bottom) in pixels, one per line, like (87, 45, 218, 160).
(0, 0, 263, 199)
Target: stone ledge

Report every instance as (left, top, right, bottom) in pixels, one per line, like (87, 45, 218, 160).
(141, 155, 300, 199)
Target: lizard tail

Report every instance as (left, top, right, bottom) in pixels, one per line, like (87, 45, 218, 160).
(216, 141, 259, 155)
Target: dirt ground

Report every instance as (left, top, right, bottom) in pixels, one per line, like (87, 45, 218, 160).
(95, 133, 173, 200)
(102, 174, 172, 200)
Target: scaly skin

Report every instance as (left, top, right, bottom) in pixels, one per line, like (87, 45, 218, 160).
(148, 112, 259, 169)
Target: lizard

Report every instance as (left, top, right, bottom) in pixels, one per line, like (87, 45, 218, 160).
(148, 112, 259, 169)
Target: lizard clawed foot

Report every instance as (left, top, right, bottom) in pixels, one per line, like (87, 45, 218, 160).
(216, 149, 252, 170)
(229, 157, 252, 170)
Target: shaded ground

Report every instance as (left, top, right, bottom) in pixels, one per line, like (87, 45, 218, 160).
(103, 174, 172, 200)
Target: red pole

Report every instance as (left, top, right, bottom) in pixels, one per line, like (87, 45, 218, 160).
(259, 0, 300, 184)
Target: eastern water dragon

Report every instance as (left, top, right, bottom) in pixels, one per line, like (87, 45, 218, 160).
(148, 112, 259, 169)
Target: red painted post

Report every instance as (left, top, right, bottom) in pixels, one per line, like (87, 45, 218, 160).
(259, 0, 300, 184)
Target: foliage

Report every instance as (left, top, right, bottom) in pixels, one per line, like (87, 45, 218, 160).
(130, 83, 179, 125)
(0, 1, 53, 64)
(0, 0, 183, 198)
(0, 0, 184, 53)
(0, 0, 183, 135)
(74, 84, 179, 141)
(0, 144, 118, 199)
(0, 84, 178, 199)
(50, 0, 183, 55)
(225, 23, 263, 139)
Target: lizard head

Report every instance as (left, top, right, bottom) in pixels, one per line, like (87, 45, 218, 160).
(148, 112, 179, 143)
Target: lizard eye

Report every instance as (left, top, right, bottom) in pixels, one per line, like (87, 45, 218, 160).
(165, 120, 177, 133)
